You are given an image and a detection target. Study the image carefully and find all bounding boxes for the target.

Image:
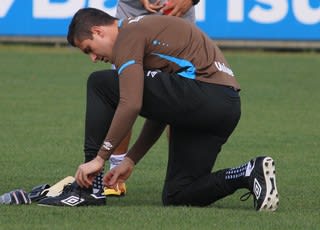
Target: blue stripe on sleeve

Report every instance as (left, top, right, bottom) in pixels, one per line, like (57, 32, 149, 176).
(118, 60, 136, 75)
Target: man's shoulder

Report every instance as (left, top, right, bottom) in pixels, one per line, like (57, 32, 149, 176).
(124, 15, 176, 27)
(118, 17, 146, 40)
(119, 15, 162, 37)
(122, 15, 184, 36)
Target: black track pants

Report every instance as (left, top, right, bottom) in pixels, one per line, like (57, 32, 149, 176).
(84, 69, 241, 206)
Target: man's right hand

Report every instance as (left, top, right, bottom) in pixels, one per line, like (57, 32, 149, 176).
(75, 156, 105, 188)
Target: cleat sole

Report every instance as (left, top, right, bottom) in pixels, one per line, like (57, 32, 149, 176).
(258, 157, 279, 212)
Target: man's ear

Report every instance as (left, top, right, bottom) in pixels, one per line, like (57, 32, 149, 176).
(91, 26, 104, 37)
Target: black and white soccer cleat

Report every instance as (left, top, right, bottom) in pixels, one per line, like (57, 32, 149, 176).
(37, 182, 106, 207)
(244, 156, 279, 211)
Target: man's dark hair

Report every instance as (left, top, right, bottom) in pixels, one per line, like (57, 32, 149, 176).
(67, 8, 117, 47)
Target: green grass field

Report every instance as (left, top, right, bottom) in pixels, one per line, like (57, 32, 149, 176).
(0, 44, 319, 230)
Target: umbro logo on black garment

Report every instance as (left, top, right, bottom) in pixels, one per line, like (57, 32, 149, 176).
(146, 70, 161, 78)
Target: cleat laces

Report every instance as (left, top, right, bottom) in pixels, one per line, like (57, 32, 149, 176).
(240, 192, 251, 201)
(61, 184, 73, 195)
(240, 192, 257, 208)
(61, 183, 83, 202)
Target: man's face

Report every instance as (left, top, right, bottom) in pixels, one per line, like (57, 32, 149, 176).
(75, 26, 114, 63)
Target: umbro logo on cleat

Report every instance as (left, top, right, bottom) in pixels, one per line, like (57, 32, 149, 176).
(253, 178, 262, 199)
(61, 196, 84, 206)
